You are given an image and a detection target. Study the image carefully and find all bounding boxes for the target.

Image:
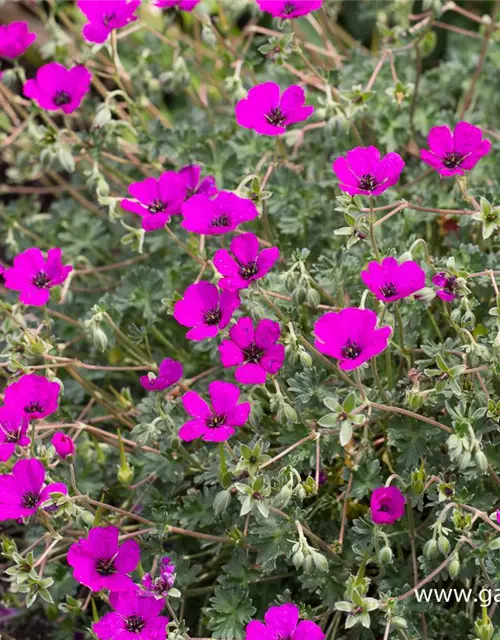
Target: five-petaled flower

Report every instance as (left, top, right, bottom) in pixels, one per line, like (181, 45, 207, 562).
(245, 603, 325, 640)
(314, 307, 392, 371)
(77, 0, 141, 44)
(4, 374, 61, 420)
(93, 590, 169, 640)
(420, 121, 491, 176)
(178, 164, 218, 199)
(256, 0, 323, 19)
(0, 459, 67, 522)
(67, 526, 140, 592)
(332, 146, 405, 196)
(140, 358, 183, 392)
(214, 232, 280, 291)
(361, 257, 426, 302)
(173, 281, 240, 341)
(235, 82, 314, 136)
(179, 381, 251, 442)
(371, 486, 406, 525)
(181, 191, 259, 235)
(23, 62, 92, 114)
(121, 172, 188, 232)
(0, 22, 37, 59)
(52, 432, 76, 460)
(432, 272, 459, 301)
(155, 0, 200, 9)
(4, 247, 72, 306)
(219, 317, 285, 384)
(0, 405, 30, 463)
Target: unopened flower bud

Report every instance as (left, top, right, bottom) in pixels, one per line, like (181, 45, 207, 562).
(424, 538, 438, 559)
(448, 554, 460, 579)
(378, 545, 393, 565)
(438, 535, 450, 556)
(52, 432, 75, 460)
(475, 450, 488, 473)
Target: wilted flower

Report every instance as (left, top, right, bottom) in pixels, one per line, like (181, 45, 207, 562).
(180, 381, 251, 442)
(52, 432, 75, 460)
(181, 191, 259, 235)
(371, 486, 406, 525)
(155, 0, 200, 9)
(67, 526, 140, 592)
(256, 0, 323, 19)
(332, 146, 405, 196)
(420, 121, 491, 176)
(246, 603, 324, 640)
(219, 317, 285, 384)
(5, 374, 61, 420)
(0, 458, 67, 522)
(23, 63, 91, 114)
(173, 281, 240, 340)
(0, 22, 36, 59)
(432, 272, 458, 301)
(361, 257, 426, 302)
(142, 556, 176, 598)
(0, 405, 30, 462)
(121, 172, 188, 232)
(314, 308, 392, 371)
(178, 164, 217, 199)
(77, 0, 141, 44)
(140, 358, 183, 391)
(214, 232, 280, 291)
(93, 590, 169, 640)
(235, 82, 314, 136)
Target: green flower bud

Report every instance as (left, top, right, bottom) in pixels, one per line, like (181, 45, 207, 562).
(424, 538, 438, 559)
(448, 555, 460, 579)
(438, 535, 450, 556)
(378, 545, 393, 566)
(474, 450, 488, 473)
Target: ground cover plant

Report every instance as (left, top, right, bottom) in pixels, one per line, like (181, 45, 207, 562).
(1, 0, 500, 639)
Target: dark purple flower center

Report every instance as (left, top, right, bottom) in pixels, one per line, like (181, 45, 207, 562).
(206, 413, 226, 429)
(380, 282, 397, 298)
(358, 174, 377, 191)
(95, 557, 116, 576)
(204, 308, 222, 326)
(211, 214, 230, 227)
(24, 402, 44, 414)
(265, 107, 287, 127)
(443, 276, 457, 294)
(125, 615, 146, 633)
(103, 12, 116, 27)
(443, 152, 464, 169)
(282, 2, 296, 15)
(148, 198, 166, 213)
(53, 91, 72, 106)
(243, 342, 264, 363)
(33, 271, 50, 288)
(378, 502, 392, 513)
(342, 340, 361, 360)
(239, 261, 258, 280)
(5, 429, 22, 443)
(21, 492, 39, 509)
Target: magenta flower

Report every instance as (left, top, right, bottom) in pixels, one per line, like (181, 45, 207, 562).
(0, 22, 36, 59)
(93, 591, 168, 640)
(432, 272, 458, 301)
(52, 432, 75, 460)
(235, 82, 314, 136)
(0, 405, 30, 463)
(371, 486, 406, 525)
(214, 233, 280, 291)
(314, 308, 392, 371)
(256, 0, 323, 19)
(142, 556, 176, 598)
(77, 0, 141, 44)
(181, 191, 259, 236)
(24, 63, 91, 114)
(4, 247, 72, 307)
(246, 603, 324, 640)
(140, 358, 183, 391)
(219, 317, 285, 384)
(0, 459, 67, 522)
(178, 164, 217, 199)
(121, 172, 188, 232)
(155, 0, 200, 9)
(361, 257, 426, 303)
(332, 146, 405, 197)
(173, 281, 240, 341)
(420, 121, 491, 176)
(67, 526, 140, 592)
(4, 374, 60, 420)
(180, 381, 251, 443)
